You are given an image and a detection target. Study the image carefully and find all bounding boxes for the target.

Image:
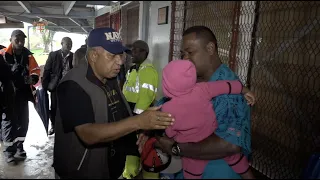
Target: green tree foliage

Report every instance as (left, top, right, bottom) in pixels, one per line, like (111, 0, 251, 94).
(42, 29, 56, 53)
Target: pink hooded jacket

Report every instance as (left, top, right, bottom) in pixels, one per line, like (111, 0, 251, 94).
(162, 60, 243, 142)
(161, 60, 249, 177)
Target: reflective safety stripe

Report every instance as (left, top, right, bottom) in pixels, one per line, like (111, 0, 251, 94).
(3, 137, 26, 147)
(126, 86, 138, 93)
(125, 83, 157, 93)
(133, 108, 144, 114)
(16, 137, 26, 141)
(142, 83, 157, 92)
(140, 65, 147, 71)
(3, 141, 13, 147)
(135, 75, 140, 92)
(77, 149, 88, 170)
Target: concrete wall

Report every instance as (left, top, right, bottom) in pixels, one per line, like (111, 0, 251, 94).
(140, 1, 172, 100)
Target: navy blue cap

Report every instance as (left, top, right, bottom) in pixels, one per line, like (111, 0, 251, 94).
(87, 27, 128, 55)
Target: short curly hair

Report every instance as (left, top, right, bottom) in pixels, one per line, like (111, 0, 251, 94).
(183, 26, 218, 51)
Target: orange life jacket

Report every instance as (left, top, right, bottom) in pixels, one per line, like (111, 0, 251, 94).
(0, 44, 40, 101)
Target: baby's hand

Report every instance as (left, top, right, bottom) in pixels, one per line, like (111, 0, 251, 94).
(244, 91, 256, 106)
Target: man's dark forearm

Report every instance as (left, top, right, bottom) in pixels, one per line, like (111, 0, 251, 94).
(178, 133, 241, 160)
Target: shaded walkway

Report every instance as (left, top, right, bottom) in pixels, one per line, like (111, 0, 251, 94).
(0, 102, 55, 179)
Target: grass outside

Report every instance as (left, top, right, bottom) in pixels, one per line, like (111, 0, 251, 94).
(31, 49, 48, 66)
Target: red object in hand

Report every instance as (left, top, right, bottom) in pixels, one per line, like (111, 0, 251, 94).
(141, 137, 171, 173)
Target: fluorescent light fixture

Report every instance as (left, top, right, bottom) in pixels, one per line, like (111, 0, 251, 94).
(112, 1, 118, 2)
(0, 16, 7, 24)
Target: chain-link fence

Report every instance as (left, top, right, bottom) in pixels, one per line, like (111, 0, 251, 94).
(170, 1, 320, 179)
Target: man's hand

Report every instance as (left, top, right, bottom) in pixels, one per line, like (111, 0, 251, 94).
(11, 63, 23, 74)
(154, 135, 175, 155)
(25, 75, 39, 85)
(242, 87, 256, 106)
(136, 106, 175, 130)
(244, 91, 256, 106)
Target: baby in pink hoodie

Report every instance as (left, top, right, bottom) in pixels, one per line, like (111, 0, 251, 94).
(162, 60, 254, 179)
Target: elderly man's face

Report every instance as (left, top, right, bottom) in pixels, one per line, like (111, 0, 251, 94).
(10, 35, 25, 50)
(181, 33, 212, 79)
(61, 38, 73, 52)
(93, 47, 124, 79)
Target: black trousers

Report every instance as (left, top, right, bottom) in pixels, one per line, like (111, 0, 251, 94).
(2, 92, 29, 153)
(50, 91, 57, 128)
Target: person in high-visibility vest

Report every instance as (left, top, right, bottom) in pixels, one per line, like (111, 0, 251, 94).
(122, 40, 159, 179)
(123, 40, 159, 115)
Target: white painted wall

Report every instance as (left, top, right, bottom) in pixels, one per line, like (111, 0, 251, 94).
(141, 1, 172, 100)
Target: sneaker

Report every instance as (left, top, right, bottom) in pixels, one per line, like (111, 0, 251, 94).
(15, 149, 27, 160)
(5, 152, 17, 165)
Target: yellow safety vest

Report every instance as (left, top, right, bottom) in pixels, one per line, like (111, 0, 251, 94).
(123, 60, 159, 114)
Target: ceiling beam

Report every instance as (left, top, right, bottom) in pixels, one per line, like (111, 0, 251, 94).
(47, 26, 87, 34)
(0, 8, 35, 24)
(69, 18, 88, 33)
(47, 25, 92, 28)
(63, 1, 76, 15)
(14, 4, 71, 33)
(17, 1, 32, 13)
(0, 11, 95, 19)
(75, 1, 111, 6)
(0, 22, 24, 28)
(7, 16, 34, 24)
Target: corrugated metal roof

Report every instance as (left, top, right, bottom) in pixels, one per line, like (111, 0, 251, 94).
(0, 1, 132, 34)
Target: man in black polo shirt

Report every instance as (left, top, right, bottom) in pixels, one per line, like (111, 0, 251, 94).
(53, 27, 174, 179)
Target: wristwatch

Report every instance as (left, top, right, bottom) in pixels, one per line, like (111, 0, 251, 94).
(171, 142, 181, 156)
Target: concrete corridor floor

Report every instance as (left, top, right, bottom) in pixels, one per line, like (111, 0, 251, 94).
(0, 102, 55, 179)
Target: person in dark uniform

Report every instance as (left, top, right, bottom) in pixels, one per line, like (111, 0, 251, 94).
(42, 37, 73, 135)
(0, 45, 6, 142)
(53, 27, 174, 179)
(0, 30, 41, 165)
(0, 52, 15, 143)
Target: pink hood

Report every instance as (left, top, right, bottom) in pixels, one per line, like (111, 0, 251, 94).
(162, 60, 197, 98)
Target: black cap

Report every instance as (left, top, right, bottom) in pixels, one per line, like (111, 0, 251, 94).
(11, 29, 27, 38)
